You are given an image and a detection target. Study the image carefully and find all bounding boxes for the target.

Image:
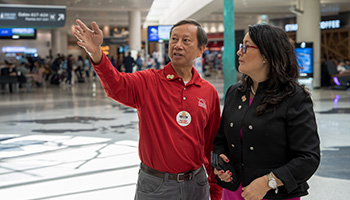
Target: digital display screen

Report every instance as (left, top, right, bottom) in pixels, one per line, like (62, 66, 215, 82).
(148, 26, 159, 42)
(148, 25, 172, 42)
(158, 25, 172, 41)
(295, 42, 313, 77)
(0, 29, 12, 36)
(13, 28, 35, 36)
(0, 28, 36, 39)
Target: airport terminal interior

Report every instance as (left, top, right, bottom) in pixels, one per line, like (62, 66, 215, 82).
(1, 0, 350, 199)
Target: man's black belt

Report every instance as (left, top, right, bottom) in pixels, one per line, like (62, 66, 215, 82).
(140, 163, 202, 183)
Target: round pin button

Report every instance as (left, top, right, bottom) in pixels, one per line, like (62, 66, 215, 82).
(176, 111, 191, 127)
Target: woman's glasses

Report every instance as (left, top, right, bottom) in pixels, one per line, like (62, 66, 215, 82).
(239, 43, 259, 54)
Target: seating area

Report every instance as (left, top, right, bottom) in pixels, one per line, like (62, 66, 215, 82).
(325, 60, 350, 89)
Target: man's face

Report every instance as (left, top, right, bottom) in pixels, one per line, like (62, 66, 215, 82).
(168, 24, 204, 68)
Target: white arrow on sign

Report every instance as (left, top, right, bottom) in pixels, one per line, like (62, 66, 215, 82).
(58, 13, 65, 21)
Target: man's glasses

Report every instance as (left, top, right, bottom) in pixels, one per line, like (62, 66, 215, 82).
(239, 43, 259, 54)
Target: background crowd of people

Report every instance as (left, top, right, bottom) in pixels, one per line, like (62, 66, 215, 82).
(2, 49, 350, 94)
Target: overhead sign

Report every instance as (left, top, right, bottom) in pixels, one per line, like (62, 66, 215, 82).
(103, 36, 127, 45)
(285, 20, 340, 32)
(0, 4, 66, 28)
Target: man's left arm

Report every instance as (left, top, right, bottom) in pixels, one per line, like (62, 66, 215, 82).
(204, 92, 222, 200)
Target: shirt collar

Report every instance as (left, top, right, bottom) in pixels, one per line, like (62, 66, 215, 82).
(163, 62, 202, 86)
(248, 78, 270, 94)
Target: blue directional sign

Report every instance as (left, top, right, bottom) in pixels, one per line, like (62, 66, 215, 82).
(0, 4, 66, 28)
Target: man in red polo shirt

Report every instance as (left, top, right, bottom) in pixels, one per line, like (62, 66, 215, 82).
(74, 18, 222, 200)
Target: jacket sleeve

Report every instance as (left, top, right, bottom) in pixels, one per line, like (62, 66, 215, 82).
(204, 90, 223, 200)
(92, 52, 150, 109)
(273, 89, 320, 193)
(213, 85, 234, 155)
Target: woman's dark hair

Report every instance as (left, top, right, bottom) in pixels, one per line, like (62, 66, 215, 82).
(170, 19, 208, 49)
(239, 23, 310, 115)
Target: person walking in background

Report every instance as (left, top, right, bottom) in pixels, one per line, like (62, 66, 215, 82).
(74, 18, 222, 200)
(116, 54, 123, 72)
(147, 54, 154, 69)
(135, 53, 143, 71)
(213, 24, 320, 200)
(65, 55, 73, 85)
(75, 55, 84, 80)
(152, 50, 160, 69)
(32, 61, 45, 87)
(84, 55, 91, 78)
(123, 52, 136, 73)
(17, 62, 28, 88)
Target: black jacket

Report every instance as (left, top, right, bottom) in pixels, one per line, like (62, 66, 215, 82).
(213, 80, 320, 199)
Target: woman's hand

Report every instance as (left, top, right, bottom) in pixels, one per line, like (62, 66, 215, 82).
(213, 154, 233, 182)
(73, 19, 103, 64)
(241, 176, 270, 200)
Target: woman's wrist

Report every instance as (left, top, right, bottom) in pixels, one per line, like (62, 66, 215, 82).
(271, 172, 284, 187)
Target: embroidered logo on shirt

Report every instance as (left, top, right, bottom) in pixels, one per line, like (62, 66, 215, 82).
(176, 111, 191, 126)
(197, 98, 207, 109)
(166, 74, 175, 79)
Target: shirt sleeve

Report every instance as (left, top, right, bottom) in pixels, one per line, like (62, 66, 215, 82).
(273, 89, 320, 193)
(204, 90, 223, 200)
(92, 52, 150, 109)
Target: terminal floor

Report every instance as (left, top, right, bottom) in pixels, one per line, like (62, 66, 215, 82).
(0, 75, 349, 200)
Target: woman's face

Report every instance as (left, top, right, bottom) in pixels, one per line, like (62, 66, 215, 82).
(237, 32, 268, 81)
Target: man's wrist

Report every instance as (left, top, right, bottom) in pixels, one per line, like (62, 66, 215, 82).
(90, 49, 103, 64)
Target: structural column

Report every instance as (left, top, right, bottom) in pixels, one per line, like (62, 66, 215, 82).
(222, 0, 236, 96)
(51, 29, 61, 57)
(60, 30, 68, 55)
(128, 10, 141, 51)
(296, 0, 321, 88)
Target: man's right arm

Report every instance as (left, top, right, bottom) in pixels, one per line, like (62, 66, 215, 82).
(73, 19, 152, 110)
(91, 52, 149, 109)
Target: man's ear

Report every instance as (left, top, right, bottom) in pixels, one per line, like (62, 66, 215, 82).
(197, 45, 206, 58)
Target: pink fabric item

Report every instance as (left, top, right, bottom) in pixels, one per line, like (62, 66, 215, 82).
(249, 97, 253, 105)
(222, 187, 300, 200)
(222, 185, 244, 200)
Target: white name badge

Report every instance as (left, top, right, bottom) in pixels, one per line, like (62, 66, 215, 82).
(176, 111, 191, 127)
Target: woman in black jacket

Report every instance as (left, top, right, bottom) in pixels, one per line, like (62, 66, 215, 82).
(213, 24, 320, 200)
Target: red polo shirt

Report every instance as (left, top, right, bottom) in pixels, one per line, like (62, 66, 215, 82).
(93, 53, 222, 199)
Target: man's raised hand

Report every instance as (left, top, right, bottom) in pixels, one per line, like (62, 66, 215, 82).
(74, 19, 103, 63)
